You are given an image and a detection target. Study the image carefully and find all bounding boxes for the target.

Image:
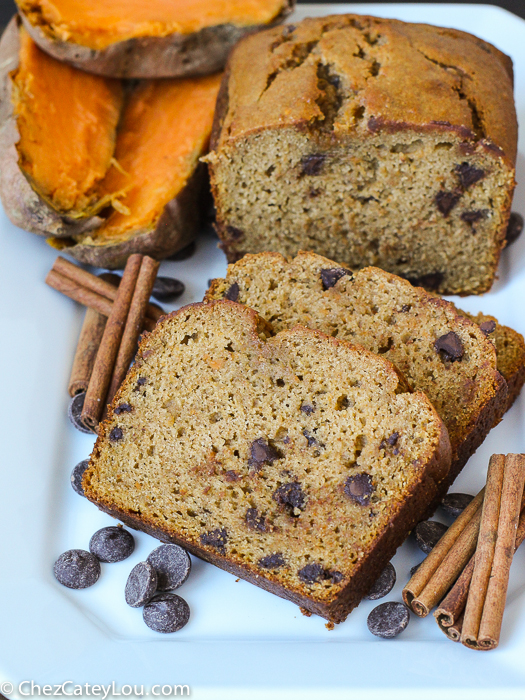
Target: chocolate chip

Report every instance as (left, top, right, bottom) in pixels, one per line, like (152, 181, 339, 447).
(344, 474, 374, 505)
(109, 427, 123, 442)
(89, 526, 135, 563)
(441, 492, 474, 519)
(303, 429, 318, 447)
(67, 392, 94, 434)
(146, 544, 191, 591)
(366, 562, 396, 600)
(53, 549, 101, 589)
(143, 592, 190, 633)
(71, 459, 90, 496)
(461, 210, 485, 225)
(125, 561, 158, 607)
(224, 470, 241, 482)
(200, 528, 228, 554)
(298, 563, 324, 584)
(320, 267, 353, 290)
(435, 190, 461, 216)
(167, 241, 196, 261)
(258, 553, 285, 569)
(224, 282, 240, 302)
(505, 212, 524, 247)
(134, 376, 147, 391)
(330, 571, 344, 584)
(479, 320, 496, 336)
(400, 304, 411, 313)
(300, 403, 316, 415)
(434, 331, 464, 362)
(405, 272, 444, 291)
(273, 482, 305, 513)
(114, 402, 132, 415)
(151, 277, 185, 302)
(245, 508, 267, 532)
(300, 153, 326, 176)
(309, 187, 322, 198)
(414, 520, 448, 554)
(455, 162, 485, 189)
(367, 602, 410, 638)
(225, 225, 244, 240)
(248, 438, 280, 468)
(380, 432, 399, 450)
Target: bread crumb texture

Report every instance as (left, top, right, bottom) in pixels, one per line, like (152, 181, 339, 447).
(208, 14, 517, 295)
(85, 301, 450, 619)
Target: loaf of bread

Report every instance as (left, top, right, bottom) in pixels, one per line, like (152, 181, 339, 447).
(206, 251, 509, 488)
(206, 14, 517, 295)
(84, 300, 451, 621)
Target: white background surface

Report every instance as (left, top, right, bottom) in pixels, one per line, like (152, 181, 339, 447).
(1, 4, 525, 698)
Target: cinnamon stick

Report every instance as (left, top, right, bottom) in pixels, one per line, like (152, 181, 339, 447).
(68, 307, 107, 397)
(105, 256, 160, 409)
(461, 454, 525, 650)
(46, 268, 159, 332)
(81, 254, 143, 430)
(403, 489, 484, 616)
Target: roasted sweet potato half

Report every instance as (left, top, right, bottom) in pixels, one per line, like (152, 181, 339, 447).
(16, 0, 294, 78)
(0, 17, 222, 267)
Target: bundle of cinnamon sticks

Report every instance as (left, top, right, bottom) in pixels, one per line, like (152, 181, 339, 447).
(403, 453, 525, 650)
(46, 254, 163, 431)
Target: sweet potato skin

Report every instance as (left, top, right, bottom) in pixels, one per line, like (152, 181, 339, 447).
(0, 15, 206, 267)
(18, 2, 294, 79)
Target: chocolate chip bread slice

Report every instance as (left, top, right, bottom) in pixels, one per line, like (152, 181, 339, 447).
(206, 251, 508, 487)
(206, 14, 517, 295)
(84, 300, 451, 621)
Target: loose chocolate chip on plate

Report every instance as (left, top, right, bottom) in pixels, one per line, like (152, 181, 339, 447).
(300, 153, 326, 176)
(344, 474, 374, 505)
(224, 282, 240, 302)
(434, 331, 464, 362)
(151, 276, 185, 302)
(479, 320, 496, 336)
(167, 241, 196, 261)
(435, 190, 461, 217)
(125, 561, 158, 607)
(147, 544, 191, 591)
(455, 162, 485, 189)
(200, 528, 228, 554)
(248, 438, 280, 468)
(68, 392, 94, 434)
(505, 212, 524, 247)
(366, 562, 396, 600)
(71, 459, 90, 496)
(114, 402, 132, 415)
(298, 562, 325, 584)
(258, 553, 285, 569)
(415, 520, 448, 554)
(273, 482, 305, 513)
(109, 427, 123, 442)
(320, 267, 353, 290)
(89, 526, 135, 563)
(245, 508, 267, 532)
(143, 592, 190, 633)
(367, 602, 410, 638)
(53, 549, 101, 589)
(441, 492, 474, 519)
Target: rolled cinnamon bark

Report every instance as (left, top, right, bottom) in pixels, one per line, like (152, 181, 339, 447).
(68, 307, 107, 397)
(81, 254, 143, 430)
(403, 489, 484, 616)
(105, 256, 160, 409)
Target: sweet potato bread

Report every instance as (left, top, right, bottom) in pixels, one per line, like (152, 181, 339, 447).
(84, 301, 451, 621)
(17, 0, 294, 78)
(206, 251, 508, 487)
(207, 14, 517, 295)
(0, 17, 221, 267)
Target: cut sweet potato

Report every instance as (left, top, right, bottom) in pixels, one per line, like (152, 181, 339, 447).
(0, 16, 221, 267)
(17, 0, 294, 78)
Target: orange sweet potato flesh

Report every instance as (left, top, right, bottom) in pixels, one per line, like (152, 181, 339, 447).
(95, 74, 222, 242)
(12, 27, 123, 214)
(19, 0, 286, 49)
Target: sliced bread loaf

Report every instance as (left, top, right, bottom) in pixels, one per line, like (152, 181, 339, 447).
(84, 300, 451, 621)
(206, 251, 508, 486)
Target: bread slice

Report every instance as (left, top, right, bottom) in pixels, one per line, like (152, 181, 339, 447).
(206, 251, 508, 487)
(84, 300, 451, 621)
(206, 14, 517, 295)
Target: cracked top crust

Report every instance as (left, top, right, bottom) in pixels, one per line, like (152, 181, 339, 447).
(215, 14, 517, 164)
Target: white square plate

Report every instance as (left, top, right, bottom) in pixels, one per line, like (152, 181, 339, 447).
(2, 4, 525, 699)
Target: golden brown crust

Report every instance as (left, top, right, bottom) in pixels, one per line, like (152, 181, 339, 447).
(17, 2, 294, 79)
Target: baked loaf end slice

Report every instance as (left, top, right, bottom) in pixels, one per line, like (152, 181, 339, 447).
(84, 300, 451, 621)
(206, 14, 517, 295)
(206, 251, 508, 487)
